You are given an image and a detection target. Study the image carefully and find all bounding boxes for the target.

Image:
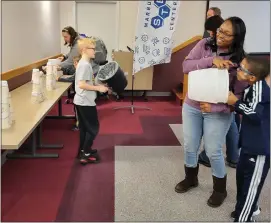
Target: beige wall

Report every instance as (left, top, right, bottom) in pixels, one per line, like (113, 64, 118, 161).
(60, 1, 76, 54)
(60, 1, 206, 53)
(2, 1, 61, 73)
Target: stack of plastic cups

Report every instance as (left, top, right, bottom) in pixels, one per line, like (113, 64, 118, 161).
(40, 71, 46, 99)
(1, 81, 12, 129)
(48, 59, 61, 81)
(46, 61, 56, 91)
(31, 70, 45, 103)
(8, 91, 14, 124)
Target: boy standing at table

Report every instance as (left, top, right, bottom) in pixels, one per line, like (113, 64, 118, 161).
(57, 56, 81, 131)
(227, 56, 270, 222)
(74, 38, 108, 164)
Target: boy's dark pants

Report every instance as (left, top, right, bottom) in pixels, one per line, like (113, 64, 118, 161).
(75, 105, 99, 154)
(234, 151, 270, 222)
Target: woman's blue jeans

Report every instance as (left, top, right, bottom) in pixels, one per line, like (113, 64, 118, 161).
(182, 103, 232, 178)
(199, 113, 240, 164)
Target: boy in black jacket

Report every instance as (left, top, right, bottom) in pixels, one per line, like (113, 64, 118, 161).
(227, 56, 270, 222)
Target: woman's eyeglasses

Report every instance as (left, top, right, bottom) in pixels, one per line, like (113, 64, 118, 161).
(237, 65, 255, 76)
(217, 28, 234, 38)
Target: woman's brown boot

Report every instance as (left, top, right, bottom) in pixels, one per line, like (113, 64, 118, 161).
(207, 175, 227, 207)
(175, 165, 199, 193)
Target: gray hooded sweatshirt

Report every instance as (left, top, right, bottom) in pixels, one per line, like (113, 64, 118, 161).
(60, 36, 104, 75)
(60, 36, 80, 75)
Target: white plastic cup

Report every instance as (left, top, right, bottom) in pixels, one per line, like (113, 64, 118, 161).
(1, 81, 10, 104)
(53, 65, 58, 79)
(46, 62, 56, 91)
(8, 92, 14, 122)
(31, 69, 39, 83)
(1, 102, 11, 129)
(47, 61, 53, 75)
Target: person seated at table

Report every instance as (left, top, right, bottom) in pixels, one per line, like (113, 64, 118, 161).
(74, 38, 108, 164)
(58, 26, 81, 75)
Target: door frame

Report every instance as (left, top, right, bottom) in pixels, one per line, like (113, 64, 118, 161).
(75, 0, 120, 51)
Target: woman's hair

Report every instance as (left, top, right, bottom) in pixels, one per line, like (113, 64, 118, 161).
(246, 55, 270, 80)
(62, 26, 79, 47)
(205, 15, 224, 33)
(205, 16, 247, 64)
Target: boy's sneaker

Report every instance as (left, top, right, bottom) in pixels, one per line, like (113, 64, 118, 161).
(71, 125, 79, 131)
(80, 151, 100, 165)
(76, 149, 97, 159)
(231, 206, 261, 219)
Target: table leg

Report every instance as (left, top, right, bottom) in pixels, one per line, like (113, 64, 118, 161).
(58, 98, 62, 116)
(6, 129, 59, 159)
(46, 97, 75, 120)
(36, 124, 63, 149)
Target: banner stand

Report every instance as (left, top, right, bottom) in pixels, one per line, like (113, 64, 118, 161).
(113, 48, 151, 114)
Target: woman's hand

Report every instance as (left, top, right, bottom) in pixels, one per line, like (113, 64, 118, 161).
(212, 57, 234, 70)
(58, 56, 65, 62)
(200, 102, 211, 113)
(227, 91, 238, 105)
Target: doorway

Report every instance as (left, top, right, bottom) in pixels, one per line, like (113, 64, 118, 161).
(76, 1, 119, 61)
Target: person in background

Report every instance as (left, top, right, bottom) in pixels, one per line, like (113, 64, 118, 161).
(227, 56, 270, 222)
(58, 26, 80, 75)
(74, 38, 108, 164)
(175, 17, 247, 207)
(57, 56, 81, 131)
(204, 15, 224, 38)
(207, 7, 221, 19)
(57, 56, 80, 83)
(203, 7, 222, 38)
(199, 15, 241, 169)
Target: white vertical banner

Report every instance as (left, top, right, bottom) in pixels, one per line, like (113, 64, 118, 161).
(133, 0, 181, 74)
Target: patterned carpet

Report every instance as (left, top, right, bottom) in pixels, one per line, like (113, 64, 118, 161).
(1, 97, 270, 222)
(115, 125, 270, 222)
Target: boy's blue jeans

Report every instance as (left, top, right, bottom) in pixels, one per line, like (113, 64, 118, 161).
(199, 113, 240, 164)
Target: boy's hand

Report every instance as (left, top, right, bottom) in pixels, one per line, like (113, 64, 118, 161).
(200, 102, 211, 113)
(227, 91, 238, 105)
(97, 85, 108, 93)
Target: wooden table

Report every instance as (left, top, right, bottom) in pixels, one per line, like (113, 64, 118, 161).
(1, 80, 72, 159)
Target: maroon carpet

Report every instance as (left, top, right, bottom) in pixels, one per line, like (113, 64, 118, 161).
(1, 97, 181, 222)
